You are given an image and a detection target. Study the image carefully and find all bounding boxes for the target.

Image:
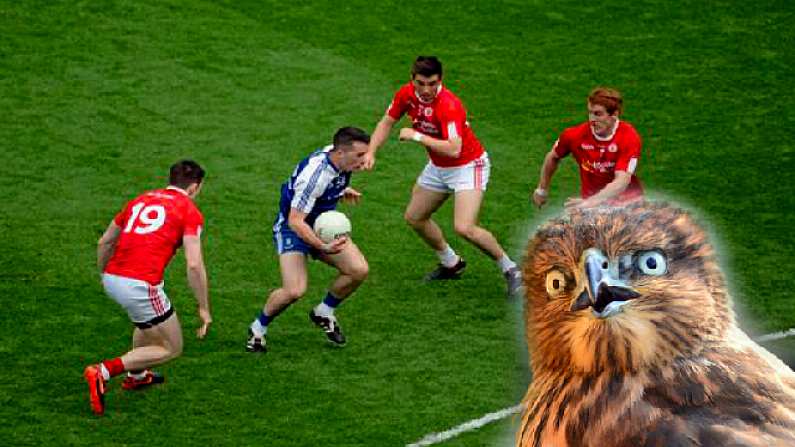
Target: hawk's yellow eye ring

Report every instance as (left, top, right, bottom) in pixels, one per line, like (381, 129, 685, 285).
(545, 270, 567, 297)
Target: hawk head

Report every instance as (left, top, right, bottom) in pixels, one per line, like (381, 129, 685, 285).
(523, 201, 734, 375)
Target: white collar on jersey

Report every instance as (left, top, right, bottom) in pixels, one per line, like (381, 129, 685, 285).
(591, 118, 620, 141)
(414, 84, 443, 104)
(166, 185, 189, 196)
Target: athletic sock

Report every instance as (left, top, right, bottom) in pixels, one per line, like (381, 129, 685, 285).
(497, 255, 517, 273)
(436, 244, 460, 268)
(100, 357, 125, 380)
(128, 370, 147, 380)
(315, 292, 342, 317)
(250, 312, 272, 337)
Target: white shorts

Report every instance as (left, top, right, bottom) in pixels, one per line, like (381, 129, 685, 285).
(416, 153, 490, 193)
(102, 273, 173, 328)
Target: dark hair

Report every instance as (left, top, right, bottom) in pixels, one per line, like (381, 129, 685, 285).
(169, 160, 205, 189)
(411, 56, 443, 78)
(333, 126, 370, 150)
(588, 87, 623, 115)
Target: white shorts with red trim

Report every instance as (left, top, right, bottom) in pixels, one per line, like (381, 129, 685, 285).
(102, 273, 173, 328)
(416, 153, 490, 193)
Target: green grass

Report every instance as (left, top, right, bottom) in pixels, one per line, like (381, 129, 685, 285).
(1, 0, 793, 445)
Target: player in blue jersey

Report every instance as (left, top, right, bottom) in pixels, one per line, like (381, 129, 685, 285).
(247, 127, 370, 353)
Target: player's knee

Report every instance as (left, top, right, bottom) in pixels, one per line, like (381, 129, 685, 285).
(349, 260, 369, 283)
(404, 211, 423, 228)
(454, 222, 477, 240)
(284, 285, 306, 302)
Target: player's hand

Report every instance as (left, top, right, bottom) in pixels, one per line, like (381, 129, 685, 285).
(399, 128, 421, 142)
(342, 187, 362, 205)
(532, 188, 548, 208)
(196, 307, 212, 339)
(362, 152, 376, 171)
(564, 197, 585, 210)
(320, 236, 349, 255)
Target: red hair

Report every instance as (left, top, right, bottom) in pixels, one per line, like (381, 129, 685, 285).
(588, 87, 623, 115)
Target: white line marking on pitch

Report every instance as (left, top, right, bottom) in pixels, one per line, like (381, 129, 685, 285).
(406, 328, 795, 446)
(407, 404, 524, 447)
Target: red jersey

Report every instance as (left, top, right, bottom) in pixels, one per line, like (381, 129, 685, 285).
(387, 82, 485, 167)
(104, 186, 204, 285)
(553, 120, 643, 202)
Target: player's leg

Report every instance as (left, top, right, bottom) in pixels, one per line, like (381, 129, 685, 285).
(404, 183, 450, 251)
(247, 252, 308, 353)
(310, 240, 369, 345)
(84, 275, 179, 414)
(405, 165, 467, 279)
(451, 155, 522, 296)
(119, 312, 183, 370)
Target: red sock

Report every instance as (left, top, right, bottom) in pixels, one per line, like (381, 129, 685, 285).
(101, 357, 125, 378)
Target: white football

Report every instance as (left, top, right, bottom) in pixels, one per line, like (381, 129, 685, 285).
(313, 210, 352, 243)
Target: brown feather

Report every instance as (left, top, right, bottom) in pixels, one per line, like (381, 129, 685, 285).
(518, 202, 795, 447)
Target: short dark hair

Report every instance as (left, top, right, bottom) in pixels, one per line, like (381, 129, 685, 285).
(333, 126, 370, 150)
(169, 160, 205, 189)
(411, 56, 443, 78)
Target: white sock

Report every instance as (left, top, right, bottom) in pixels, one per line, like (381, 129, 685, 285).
(497, 255, 517, 273)
(436, 245, 460, 268)
(128, 370, 147, 380)
(315, 302, 335, 318)
(250, 319, 268, 337)
(99, 364, 111, 381)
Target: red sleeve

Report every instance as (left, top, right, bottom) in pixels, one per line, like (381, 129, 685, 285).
(553, 129, 573, 158)
(437, 99, 465, 140)
(615, 127, 642, 173)
(183, 203, 204, 237)
(113, 200, 132, 227)
(386, 85, 411, 120)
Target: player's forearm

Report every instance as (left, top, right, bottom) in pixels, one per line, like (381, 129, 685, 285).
(288, 218, 326, 250)
(187, 264, 210, 312)
(417, 134, 462, 158)
(368, 118, 393, 155)
(584, 174, 631, 206)
(537, 152, 560, 190)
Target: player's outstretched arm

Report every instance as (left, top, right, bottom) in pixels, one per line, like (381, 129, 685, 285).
(364, 115, 397, 170)
(97, 221, 121, 273)
(533, 149, 562, 208)
(183, 234, 211, 339)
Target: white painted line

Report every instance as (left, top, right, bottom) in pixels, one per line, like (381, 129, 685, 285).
(406, 404, 523, 447)
(755, 328, 795, 343)
(406, 328, 795, 446)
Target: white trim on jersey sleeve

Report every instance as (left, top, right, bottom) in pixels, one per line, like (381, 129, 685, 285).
(446, 121, 459, 139)
(291, 157, 334, 214)
(626, 157, 638, 174)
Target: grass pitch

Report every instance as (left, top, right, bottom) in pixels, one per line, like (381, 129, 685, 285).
(1, 0, 793, 445)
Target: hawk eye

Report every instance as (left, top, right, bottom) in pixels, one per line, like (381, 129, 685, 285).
(545, 270, 567, 297)
(637, 251, 667, 276)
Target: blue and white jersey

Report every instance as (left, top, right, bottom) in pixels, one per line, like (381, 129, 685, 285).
(273, 145, 351, 233)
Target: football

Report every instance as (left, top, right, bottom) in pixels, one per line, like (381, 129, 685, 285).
(313, 210, 352, 243)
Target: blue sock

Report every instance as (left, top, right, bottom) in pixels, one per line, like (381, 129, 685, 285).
(258, 312, 272, 326)
(323, 292, 342, 308)
(316, 292, 342, 317)
(250, 312, 272, 336)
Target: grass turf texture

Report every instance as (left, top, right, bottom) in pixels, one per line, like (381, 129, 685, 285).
(1, 0, 793, 445)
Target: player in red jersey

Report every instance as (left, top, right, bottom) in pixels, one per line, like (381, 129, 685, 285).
(83, 160, 211, 415)
(364, 56, 522, 296)
(533, 87, 644, 209)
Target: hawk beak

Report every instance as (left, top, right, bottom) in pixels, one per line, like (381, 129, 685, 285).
(569, 248, 640, 317)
